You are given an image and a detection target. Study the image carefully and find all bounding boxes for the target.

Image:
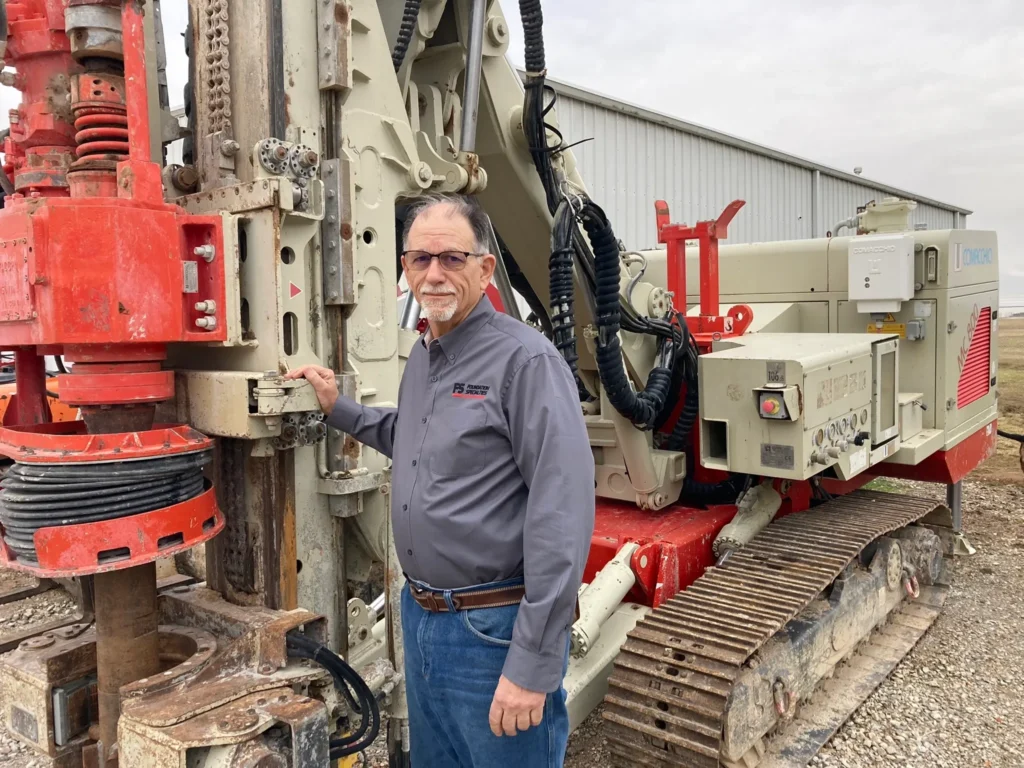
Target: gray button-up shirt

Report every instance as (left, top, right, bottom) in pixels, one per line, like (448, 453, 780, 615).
(328, 295, 595, 692)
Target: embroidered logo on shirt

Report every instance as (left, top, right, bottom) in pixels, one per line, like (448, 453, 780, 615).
(452, 382, 489, 400)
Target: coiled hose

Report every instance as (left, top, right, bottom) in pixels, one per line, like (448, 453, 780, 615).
(287, 633, 381, 759)
(391, 0, 423, 72)
(581, 201, 673, 429)
(0, 450, 212, 562)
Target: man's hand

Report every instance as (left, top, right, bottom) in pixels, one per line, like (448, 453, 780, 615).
(488, 675, 545, 737)
(284, 365, 339, 414)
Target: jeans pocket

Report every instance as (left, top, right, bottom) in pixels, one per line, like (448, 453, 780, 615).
(461, 605, 516, 647)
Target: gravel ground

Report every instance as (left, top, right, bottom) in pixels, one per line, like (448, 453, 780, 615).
(0, 480, 1020, 767)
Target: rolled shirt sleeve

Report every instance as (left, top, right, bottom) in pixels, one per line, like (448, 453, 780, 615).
(501, 353, 595, 693)
(327, 397, 398, 460)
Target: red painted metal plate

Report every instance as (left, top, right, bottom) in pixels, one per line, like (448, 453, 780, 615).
(0, 486, 223, 577)
(0, 422, 212, 463)
(869, 419, 997, 485)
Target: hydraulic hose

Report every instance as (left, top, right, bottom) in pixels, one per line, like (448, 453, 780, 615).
(391, 0, 423, 72)
(582, 201, 673, 429)
(998, 429, 1024, 443)
(287, 633, 381, 758)
(0, 451, 212, 562)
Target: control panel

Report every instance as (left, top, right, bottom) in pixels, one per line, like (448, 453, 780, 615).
(698, 333, 901, 481)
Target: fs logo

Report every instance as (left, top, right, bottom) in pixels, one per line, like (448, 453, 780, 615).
(452, 382, 490, 400)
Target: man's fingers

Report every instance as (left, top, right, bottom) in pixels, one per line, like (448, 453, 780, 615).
(501, 710, 518, 737)
(516, 711, 532, 733)
(529, 705, 544, 728)
(488, 701, 503, 738)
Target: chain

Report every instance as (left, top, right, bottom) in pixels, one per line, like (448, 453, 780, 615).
(201, 0, 232, 135)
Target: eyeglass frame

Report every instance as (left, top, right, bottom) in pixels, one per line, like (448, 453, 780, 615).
(401, 249, 486, 272)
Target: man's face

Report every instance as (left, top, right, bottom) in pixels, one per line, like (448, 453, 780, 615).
(402, 204, 496, 324)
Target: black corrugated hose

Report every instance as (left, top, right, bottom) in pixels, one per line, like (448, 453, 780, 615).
(0, 451, 212, 562)
(287, 633, 380, 758)
(998, 429, 1024, 443)
(391, 0, 423, 72)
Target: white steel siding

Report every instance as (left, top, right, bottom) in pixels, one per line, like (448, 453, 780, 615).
(550, 82, 967, 250)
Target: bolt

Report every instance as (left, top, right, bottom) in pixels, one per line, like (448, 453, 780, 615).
(195, 300, 217, 314)
(195, 316, 218, 330)
(260, 664, 275, 674)
(194, 244, 216, 263)
(328, 266, 338, 276)
(487, 17, 508, 45)
(417, 164, 432, 183)
(329, 291, 339, 300)
(947, 321, 957, 333)
(274, 145, 288, 160)
(301, 150, 319, 168)
(220, 139, 240, 156)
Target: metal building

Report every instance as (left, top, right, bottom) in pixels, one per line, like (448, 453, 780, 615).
(543, 75, 971, 250)
(167, 75, 971, 250)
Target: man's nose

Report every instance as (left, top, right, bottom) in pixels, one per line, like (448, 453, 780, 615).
(424, 256, 446, 283)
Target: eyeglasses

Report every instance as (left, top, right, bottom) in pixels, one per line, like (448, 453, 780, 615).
(402, 250, 482, 272)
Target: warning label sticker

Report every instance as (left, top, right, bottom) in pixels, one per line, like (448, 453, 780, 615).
(866, 322, 906, 339)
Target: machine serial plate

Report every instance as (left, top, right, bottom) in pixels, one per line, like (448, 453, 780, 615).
(0, 239, 34, 321)
(760, 443, 795, 470)
(10, 706, 38, 742)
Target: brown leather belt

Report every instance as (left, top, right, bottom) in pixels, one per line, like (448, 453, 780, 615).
(410, 582, 581, 622)
(409, 582, 525, 613)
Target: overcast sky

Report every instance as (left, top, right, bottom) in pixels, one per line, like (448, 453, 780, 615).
(3, 1, 1020, 301)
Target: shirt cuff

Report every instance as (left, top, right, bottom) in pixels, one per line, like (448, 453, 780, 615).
(326, 396, 362, 433)
(501, 635, 568, 694)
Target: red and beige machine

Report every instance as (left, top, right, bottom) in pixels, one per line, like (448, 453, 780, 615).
(0, 1, 1001, 766)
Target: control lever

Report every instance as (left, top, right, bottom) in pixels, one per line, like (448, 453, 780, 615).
(853, 431, 870, 447)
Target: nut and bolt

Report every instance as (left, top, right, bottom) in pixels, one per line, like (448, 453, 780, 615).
(947, 321, 957, 333)
(195, 300, 217, 314)
(274, 145, 289, 161)
(300, 150, 319, 168)
(417, 164, 432, 183)
(194, 244, 216, 263)
(487, 17, 508, 44)
(220, 139, 240, 157)
(195, 316, 218, 330)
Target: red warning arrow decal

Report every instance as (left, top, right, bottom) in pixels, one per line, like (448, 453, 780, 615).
(289, 282, 302, 299)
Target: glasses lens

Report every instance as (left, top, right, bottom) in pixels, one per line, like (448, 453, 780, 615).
(439, 252, 469, 271)
(406, 252, 432, 271)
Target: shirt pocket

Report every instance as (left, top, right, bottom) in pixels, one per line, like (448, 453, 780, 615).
(427, 402, 489, 477)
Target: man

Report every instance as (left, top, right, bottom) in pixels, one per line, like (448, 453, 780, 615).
(286, 192, 594, 766)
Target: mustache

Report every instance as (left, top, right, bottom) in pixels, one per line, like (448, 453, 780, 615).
(420, 285, 456, 296)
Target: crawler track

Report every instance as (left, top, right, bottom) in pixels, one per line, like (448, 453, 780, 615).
(602, 491, 947, 767)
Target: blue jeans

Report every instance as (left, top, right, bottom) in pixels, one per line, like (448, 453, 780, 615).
(401, 580, 570, 767)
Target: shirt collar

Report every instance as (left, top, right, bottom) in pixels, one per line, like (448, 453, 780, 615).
(420, 294, 495, 362)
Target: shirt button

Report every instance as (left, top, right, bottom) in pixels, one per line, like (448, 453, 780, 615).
(407, 549, 413, 555)
(412, 460, 417, 467)
(421, 417, 427, 424)
(403, 504, 408, 511)
(449, 354, 455, 361)
(431, 375, 438, 382)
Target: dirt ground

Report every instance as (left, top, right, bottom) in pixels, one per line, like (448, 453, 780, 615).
(0, 322, 1020, 766)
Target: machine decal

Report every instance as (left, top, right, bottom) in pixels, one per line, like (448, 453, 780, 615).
(452, 383, 489, 400)
(957, 305, 993, 408)
(289, 282, 303, 298)
(760, 443, 795, 470)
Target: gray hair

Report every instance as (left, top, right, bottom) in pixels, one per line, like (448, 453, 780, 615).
(400, 192, 492, 254)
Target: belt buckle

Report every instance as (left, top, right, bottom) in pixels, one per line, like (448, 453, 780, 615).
(414, 586, 444, 612)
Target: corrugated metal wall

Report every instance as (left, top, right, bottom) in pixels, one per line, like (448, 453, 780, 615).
(164, 82, 965, 250)
(552, 84, 965, 250)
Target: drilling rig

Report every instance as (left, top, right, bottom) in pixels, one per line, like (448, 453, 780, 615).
(0, 1, 999, 766)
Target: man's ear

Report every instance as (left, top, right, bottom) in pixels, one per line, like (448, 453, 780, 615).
(479, 253, 497, 289)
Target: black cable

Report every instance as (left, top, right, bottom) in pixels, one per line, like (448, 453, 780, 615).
(287, 633, 381, 758)
(0, 450, 212, 562)
(391, 0, 422, 72)
(54, 356, 67, 374)
(998, 429, 1024, 443)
